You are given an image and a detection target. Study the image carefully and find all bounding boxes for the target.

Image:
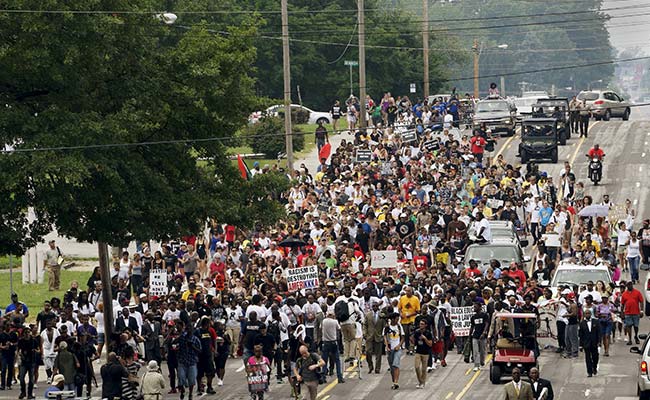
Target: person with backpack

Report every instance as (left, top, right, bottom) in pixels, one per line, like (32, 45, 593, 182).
(320, 310, 345, 384)
(334, 286, 363, 363)
(293, 345, 325, 400)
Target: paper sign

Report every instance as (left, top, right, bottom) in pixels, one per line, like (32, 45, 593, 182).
(401, 131, 417, 143)
(423, 140, 439, 152)
(541, 233, 561, 247)
(450, 305, 485, 337)
(149, 269, 168, 297)
(537, 300, 558, 348)
(355, 149, 372, 163)
(608, 204, 627, 223)
(370, 250, 398, 269)
(286, 265, 320, 292)
(486, 198, 504, 209)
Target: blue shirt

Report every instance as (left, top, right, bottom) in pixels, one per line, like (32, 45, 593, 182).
(5, 302, 28, 316)
(539, 207, 554, 226)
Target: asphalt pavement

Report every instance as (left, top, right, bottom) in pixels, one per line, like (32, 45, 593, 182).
(8, 117, 650, 400)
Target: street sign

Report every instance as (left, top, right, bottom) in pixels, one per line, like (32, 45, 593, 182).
(410, 83, 416, 93)
(344, 60, 359, 66)
(355, 149, 372, 163)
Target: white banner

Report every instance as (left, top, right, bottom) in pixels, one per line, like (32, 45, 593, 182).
(149, 269, 168, 297)
(286, 265, 319, 292)
(537, 299, 559, 348)
(370, 250, 398, 269)
(450, 305, 485, 337)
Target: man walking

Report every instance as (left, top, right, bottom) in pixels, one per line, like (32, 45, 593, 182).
(314, 120, 329, 153)
(469, 301, 489, 372)
(177, 321, 202, 400)
(294, 345, 325, 400)
(577, 100, 591, 138)
(621, 280, 644, 345)
(529, 367, 553, 399)
(504, 367, 534, 400)
(398, 286, 420, 355)
(363, 301, 385, 374)
(579, 309, 601, 377)
(141, 312, 162, 363)
(334, 286, 362, 363)
(563, 292, 579, 358)
(384, 312, 404, 390)
(569, 96, 580, 134)
(44, 240, 62, 291)
(320, 310, 344, 383)
(411, 319, 433, 389)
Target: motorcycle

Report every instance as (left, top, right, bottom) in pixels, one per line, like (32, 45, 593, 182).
(587, 156, 602, 185)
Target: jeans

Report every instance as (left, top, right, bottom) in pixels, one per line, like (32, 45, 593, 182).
(1, 353, 15, 388)
(565, 324, 579, 357)
(629, 256, 640, 282)
(321, 341, 343, 380)
(556, 321, 566, 350)
(472, 338, 486, 367)
(18, 364, 34, 397)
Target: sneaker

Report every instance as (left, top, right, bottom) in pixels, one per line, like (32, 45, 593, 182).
(441, 360, 447, 367)
(431, 363, 437, 370)
(338, 378, 346, 384)
(277, 378, 283, 384)
(627, 341, 633, 345)
(427, 367, 433, 373)
(392, 384, 399, 390)
(415, 384, 422, 389)
(168, 389, 178, 394)
(216, 378, 223, 387)
(473, 367, 480, 372)
(46, 378, 52, 384)
(33, 384, 38, 389)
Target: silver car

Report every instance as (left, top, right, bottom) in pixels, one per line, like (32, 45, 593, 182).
(630, 333, 650, 399)
(577, 90, 631, 121)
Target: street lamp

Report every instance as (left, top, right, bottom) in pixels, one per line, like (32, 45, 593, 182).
(588, 79, 603, 90)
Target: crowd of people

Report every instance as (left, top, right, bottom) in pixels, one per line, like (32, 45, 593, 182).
(1, 88, 649, 400)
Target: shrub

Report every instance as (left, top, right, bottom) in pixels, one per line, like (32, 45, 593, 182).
(248, 117, 304, 158)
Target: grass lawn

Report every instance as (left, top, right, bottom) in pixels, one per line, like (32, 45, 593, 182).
(0, 270, 92, 319)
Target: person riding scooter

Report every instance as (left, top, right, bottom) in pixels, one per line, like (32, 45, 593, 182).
(586, 144, 605, 185)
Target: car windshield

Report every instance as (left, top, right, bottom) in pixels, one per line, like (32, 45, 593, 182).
(578, 92, 599, 101)
(476, 101, 510, 113)
(523, 124, 554, 138)
(551, 269, 611, 286)
(465, 246, 519, 264)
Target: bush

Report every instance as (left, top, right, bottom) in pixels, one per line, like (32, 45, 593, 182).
(248, 117, 304, 158)
(277, 107, 310, 124)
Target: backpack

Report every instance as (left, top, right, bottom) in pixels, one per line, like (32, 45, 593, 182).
(267, 320, 281, 345)
(334, 300, 350, 323)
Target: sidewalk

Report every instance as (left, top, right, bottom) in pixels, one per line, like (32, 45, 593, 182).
(295, 130, 348, 173)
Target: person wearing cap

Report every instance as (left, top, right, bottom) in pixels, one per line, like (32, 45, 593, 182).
(563, 291, 579, 359)
(44, 373, 66, 399)
(52, 341, 76, 391)
(5, 293, 29, 319)
(384, 312, 404, 390)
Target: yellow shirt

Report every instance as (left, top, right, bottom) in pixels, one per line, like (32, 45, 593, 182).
(181, 289, 199, 301)
(398, 295, 420, 324)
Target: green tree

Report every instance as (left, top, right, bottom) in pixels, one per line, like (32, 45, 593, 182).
(0, 1, 284, 254)
(247, 116, 304, 158)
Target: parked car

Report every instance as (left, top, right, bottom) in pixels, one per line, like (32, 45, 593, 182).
(577, 90, 631, 121)
(630, 333, 650, 399)
(541, 261, 612, 296)
(249, 104, 331, 125)
(472, 99, 517, 136)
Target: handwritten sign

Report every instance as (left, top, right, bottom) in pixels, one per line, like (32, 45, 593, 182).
(450, 305, 485, 337)
(370, 250, 398, 269)
(286, 265, 319, 292)
(608, 204, 626, 223)
(149, 269, 168, 297)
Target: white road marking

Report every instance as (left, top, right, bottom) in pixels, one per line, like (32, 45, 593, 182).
(643, 153, 647, 158)
(635, 199, 639, 205)
(640, 166, 644, 172)
(236, 364, 246, 372)
(637, 182, 641, 188)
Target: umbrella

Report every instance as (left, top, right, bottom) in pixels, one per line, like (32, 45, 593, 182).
(578, 204, 610, 218)
(319, 143, 332, 161)
(279, 237, 307, 248)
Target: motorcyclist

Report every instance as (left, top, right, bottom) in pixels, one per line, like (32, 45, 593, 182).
(586, 144, 605, 160)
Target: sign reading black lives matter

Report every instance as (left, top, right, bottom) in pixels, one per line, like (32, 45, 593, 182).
(355, 149, 372, 163)
(286, 265, 320, 292)
(149, 269, 168, 297)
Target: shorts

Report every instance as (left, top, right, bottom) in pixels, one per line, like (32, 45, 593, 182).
(98, 333, 105, 345)
(387, 349, 402, 369)
(599, 320, 613, 336)
(215, 352, 229, 369)
(617, 245, 627, 255)
(178, 364, 198, 387)
(624, 314, 640, 328)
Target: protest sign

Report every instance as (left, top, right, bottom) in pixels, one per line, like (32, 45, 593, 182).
(355, 149, 372, 163)
(423, 140, 440, 152)
(450, 305, 485, 337)
(149, 269, 168, 297)
(541, 233, 561, 247)
(486, 198, 504, 209)
(401, 131, 417, 143)
(370, 250, 398, 269)
(537, 299, 559, 348)
(608, 203, 627, 223)
(286, 265, 319, 292)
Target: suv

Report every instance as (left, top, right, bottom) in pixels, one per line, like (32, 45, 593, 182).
(468, 220, 529, 248)
(630, 334, 650, 399)
(519, 118, 560, 163)
(531, 97, 571, 142)
(472, 99, 517, 136)
(577, 90, 631, 121)
(541, 261, 612, 297)
(463, 242, 530, 273)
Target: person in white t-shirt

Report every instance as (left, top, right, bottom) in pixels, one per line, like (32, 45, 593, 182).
(616, 221, 631, 271)
(475, 212, 491, 243)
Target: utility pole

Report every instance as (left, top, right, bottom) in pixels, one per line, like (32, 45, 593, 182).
(98, 241, 113, 360)
(473, 38, 479, 99)
(358, 0, 367, 129)
(422, 0, 430, 100)
(500, 76, 505, 97)
(281, 0, 293, 172)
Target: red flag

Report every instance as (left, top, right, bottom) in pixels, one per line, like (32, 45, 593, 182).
(319, 143, 332, 161)
(237, 154, 251, 180)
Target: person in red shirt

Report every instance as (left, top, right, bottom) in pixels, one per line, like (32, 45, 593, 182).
(503, 262, 526, 289)
(621, 281, 644, 345)
(470, 130, 487, 163)
(465, 259, 482, 278)
(587, 144, 605, 160)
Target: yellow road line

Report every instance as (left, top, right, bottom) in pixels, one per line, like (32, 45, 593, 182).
(316, 356, 366, 398)
(321, 396, 330, 400)
(446, 392, 454, 399)
(455, 354, 492, 400)
(569, 121, 600, 165)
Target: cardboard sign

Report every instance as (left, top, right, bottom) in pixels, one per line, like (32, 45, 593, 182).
(541, 233, 561, 247)
(450, 305, 486, 337)
(401, 131, 417, 143)
(370, 250, 398, 269)
(608, 203, 627, 223)
(486, 198, 504, 209)
(149, 269, 168, 297)
(423, 140, 439, 152)
(355, 149, 372, 163)
(286, 265, 319, 292)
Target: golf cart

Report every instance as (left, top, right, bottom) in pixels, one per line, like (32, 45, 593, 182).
(531, 97, 571, 142)
(489, 312, 538, 384)
(519, 118, 559, 163)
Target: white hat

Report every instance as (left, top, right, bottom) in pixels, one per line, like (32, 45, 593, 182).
(147, 360, 160, 371)
(561, 288, 572, 295)
(52, 374, 65, 386)
(506, 290, 515, 297)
